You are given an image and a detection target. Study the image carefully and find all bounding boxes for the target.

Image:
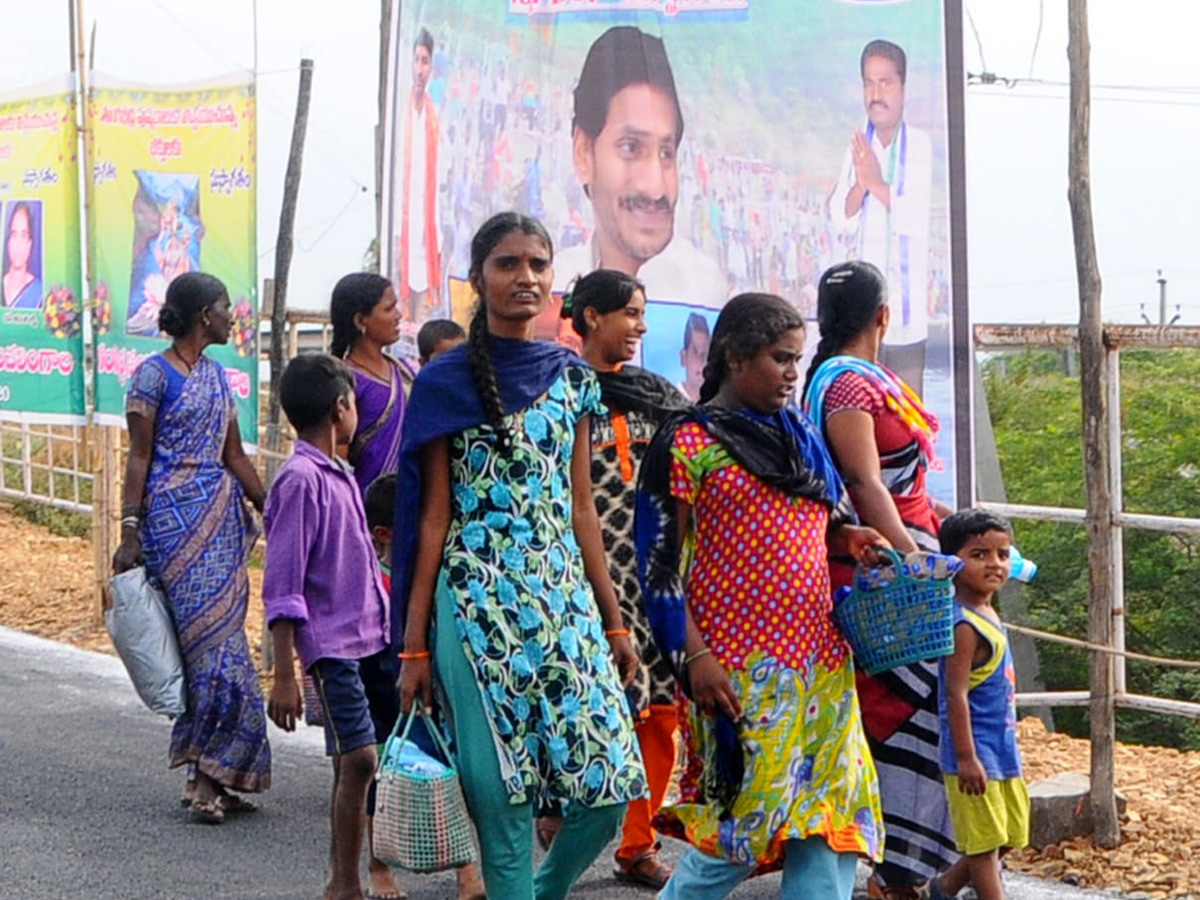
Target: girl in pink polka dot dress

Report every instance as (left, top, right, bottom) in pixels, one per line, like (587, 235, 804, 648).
(636, 293, 885, 900)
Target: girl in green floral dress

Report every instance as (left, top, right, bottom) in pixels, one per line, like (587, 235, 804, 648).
(395, 212, 647, 900)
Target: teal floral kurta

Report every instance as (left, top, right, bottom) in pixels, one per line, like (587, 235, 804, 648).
(441, 364, 646, 808)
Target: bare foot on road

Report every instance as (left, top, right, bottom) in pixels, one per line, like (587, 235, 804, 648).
(366, 858, 407, 900)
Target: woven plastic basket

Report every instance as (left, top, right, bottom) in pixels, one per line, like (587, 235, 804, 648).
(301, 673, 325, 728)
(833, 547, 958, 676)
(372, 711, 477, 873)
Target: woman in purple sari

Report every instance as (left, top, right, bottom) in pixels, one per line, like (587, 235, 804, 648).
(330, 273, 408, 496)
(113, 272, 270, 824)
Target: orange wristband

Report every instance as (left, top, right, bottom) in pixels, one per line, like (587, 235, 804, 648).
(397, 650, 431, 661)
(605, 628, 631, 638)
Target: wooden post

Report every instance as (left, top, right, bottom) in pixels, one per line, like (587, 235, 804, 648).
(261, 59, 313, 671)
(1067, 0, 1120, 848)
(265, 59, 313, 463)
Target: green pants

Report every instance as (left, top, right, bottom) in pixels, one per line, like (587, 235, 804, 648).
(435, 582, 626, 900)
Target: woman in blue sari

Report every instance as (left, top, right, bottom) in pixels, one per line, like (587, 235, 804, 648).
(113, 272, 270, 824)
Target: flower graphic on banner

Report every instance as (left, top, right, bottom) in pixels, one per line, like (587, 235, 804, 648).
(44, 286, 81, 339)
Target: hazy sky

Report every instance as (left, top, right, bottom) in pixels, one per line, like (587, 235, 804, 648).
(2, 0, 1197, 324)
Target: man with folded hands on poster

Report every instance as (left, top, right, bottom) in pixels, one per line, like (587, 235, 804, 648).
(396, 26, 442, 321)
(554, 25, 725, 309)
(830, 38, 932, 397)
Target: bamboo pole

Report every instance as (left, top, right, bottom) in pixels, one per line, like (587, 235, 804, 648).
(70, 0, 111, 618)
(1067, 0, 1120, 848)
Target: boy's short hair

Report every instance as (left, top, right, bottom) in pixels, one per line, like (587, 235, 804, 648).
(364, 473, 397, 532)
(417, 318, 466, 360)
(939, 508, 1014, 556)
(280, 353, 355, 432)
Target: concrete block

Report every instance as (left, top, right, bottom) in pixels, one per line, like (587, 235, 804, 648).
(1028, 771, 1127, 850)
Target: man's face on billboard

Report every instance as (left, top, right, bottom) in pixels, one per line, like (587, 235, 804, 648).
(574, 83, 679, 273)
(412, 45, 432, 96)
(862, 54, 904, 134)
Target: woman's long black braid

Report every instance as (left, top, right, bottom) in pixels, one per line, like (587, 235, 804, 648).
(801, 260, 887, 395)
(467, 300, 511, 449)
(697, 292, 804, 404)
(464, 211, 555, 451)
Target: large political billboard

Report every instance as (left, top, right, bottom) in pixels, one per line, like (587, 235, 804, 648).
(382, 0, 968, 502)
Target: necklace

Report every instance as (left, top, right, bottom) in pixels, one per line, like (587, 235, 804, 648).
(173, 346, 199, 374)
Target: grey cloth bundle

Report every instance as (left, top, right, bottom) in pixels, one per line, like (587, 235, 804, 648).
(105, 567, 187, 718)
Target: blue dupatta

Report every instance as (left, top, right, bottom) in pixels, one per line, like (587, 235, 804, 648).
(390, 336, 583, 646)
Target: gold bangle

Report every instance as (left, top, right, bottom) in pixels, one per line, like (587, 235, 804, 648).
(605, 628, 631, 638)
(684, 648, 713, 667)
(397, 650, 431, 661)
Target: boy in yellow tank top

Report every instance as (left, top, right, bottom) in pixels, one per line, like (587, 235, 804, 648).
(929, 510, 1030, 900)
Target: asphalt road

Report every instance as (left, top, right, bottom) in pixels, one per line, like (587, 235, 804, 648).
(0, 627, 1127, 900)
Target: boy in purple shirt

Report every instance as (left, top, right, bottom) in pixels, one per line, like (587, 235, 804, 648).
(264, 354, 394, 900)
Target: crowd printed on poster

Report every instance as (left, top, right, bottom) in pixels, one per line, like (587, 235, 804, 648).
(96, 103, 241, 130)
(149, 137, 183, 163)
(0, 344, 75, 376)
(95, 342, 251, 398)
(209, 166, 252, 195)
(508, 0, 748, 15)
(0, 111, 61, 133)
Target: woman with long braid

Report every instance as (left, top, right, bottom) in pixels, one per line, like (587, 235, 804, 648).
(802, 261, 956, 900)
(393, 212, 647, 899)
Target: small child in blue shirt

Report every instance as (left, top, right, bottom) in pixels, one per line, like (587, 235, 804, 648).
(930, 509, 1030, 900)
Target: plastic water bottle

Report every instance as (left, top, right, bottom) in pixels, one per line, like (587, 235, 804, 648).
(1009, 546, 1038, 583)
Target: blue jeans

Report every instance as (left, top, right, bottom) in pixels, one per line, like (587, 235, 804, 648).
(659, 837, 858, 900)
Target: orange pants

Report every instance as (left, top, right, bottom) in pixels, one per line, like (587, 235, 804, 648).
(616, 704, 678, 863)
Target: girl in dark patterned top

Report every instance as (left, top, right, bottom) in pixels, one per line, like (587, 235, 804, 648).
(557, 268, 688, 888)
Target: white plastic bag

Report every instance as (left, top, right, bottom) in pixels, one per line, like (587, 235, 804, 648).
(105, 567, 187, 718)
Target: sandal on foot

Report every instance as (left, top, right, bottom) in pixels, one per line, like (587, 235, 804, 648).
(614, 849, 673, 890)
(188, 797, 225, 825)
(218, 794, 258, 814)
